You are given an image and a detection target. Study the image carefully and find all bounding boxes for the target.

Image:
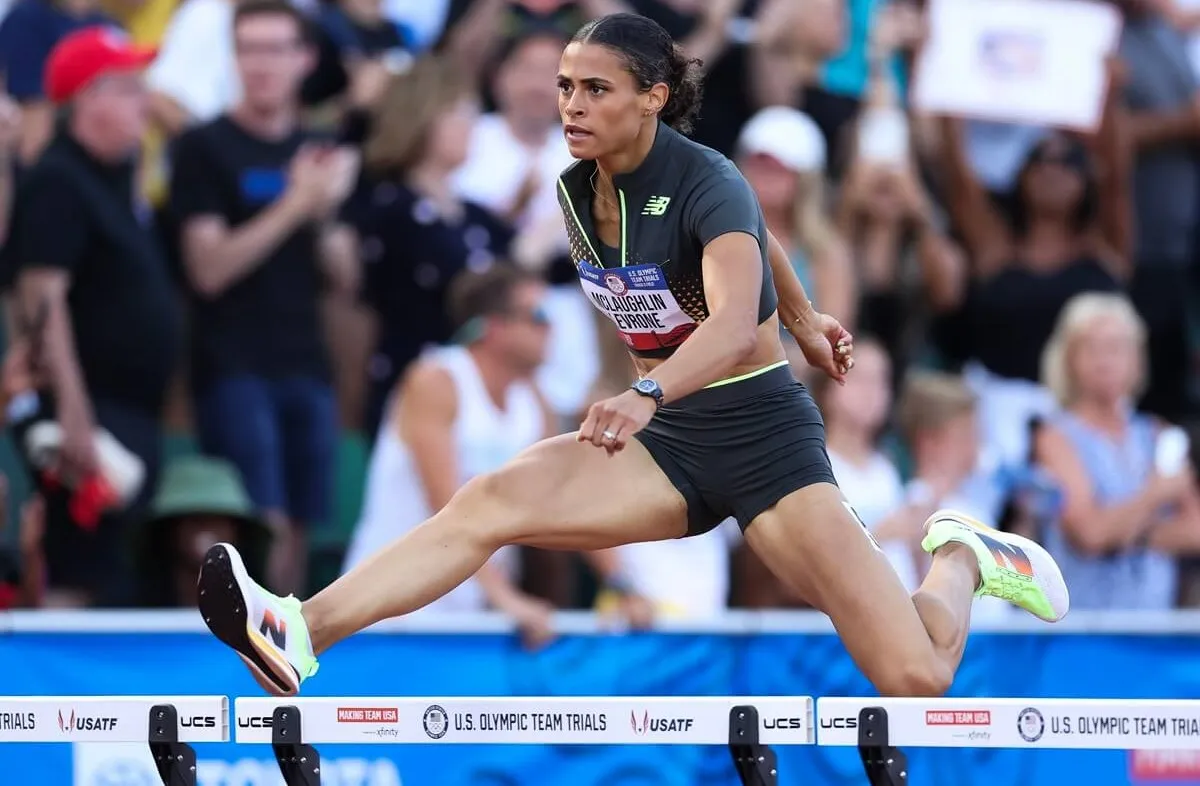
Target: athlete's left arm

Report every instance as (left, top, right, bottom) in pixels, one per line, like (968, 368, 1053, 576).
(764, 228, 818, 328)
(766, 227, 855, 382)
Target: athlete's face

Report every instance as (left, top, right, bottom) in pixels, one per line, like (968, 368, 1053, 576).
(557, 42, 668, 160)
(493, 281, 552, 373)
(827, 341, 892, 433)
(1069, 313, 1141, 405)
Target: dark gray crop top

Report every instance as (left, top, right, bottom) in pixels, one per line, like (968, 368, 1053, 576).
(555, 122, 777, 359)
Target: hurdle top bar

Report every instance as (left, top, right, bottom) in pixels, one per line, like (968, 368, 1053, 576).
(0, 696, 229, 743)
(235, 696, 815, 746)
(819, 697, 1200, 750)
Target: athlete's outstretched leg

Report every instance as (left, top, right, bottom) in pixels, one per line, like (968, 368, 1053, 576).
(743, 483, 1068, 696)
(197, 434, 688, 695)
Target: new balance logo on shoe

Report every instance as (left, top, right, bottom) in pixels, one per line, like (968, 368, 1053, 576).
(976, 531, 1035, 578)
(260, 608, 287, 648)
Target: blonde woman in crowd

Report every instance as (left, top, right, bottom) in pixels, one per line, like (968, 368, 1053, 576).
(1035, 293, 1200, 610)
(735, 106, 857, 328)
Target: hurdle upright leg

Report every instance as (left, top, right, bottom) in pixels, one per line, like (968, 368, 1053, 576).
(856, 707, 908, 786)
(272, 705, 322, 786)
(148, 704, 199, 786)
(728, 705, 779, 786)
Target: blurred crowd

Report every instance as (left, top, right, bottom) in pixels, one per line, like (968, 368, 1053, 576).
(0, 0, 1198, 642)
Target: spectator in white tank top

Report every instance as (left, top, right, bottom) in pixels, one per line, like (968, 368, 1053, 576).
(343, 265, 561, 647)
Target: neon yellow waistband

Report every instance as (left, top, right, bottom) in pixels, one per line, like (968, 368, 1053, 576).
(703, 359, 790, 389)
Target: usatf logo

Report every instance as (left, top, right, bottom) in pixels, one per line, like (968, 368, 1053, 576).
(603, 273, 627, 295)
(642, 196, 671, 216)
(630, 710, 694, 734)
(423, 705, 448, 740)
(58, 710, 118, 733)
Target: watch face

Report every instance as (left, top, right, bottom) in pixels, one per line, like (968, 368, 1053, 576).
(636, 379, 657, 394)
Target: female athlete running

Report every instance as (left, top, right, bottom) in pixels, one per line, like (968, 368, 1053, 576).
(196, 13, 1069, 698)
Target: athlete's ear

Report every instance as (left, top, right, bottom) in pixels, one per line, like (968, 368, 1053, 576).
(644, 83, 669, 117)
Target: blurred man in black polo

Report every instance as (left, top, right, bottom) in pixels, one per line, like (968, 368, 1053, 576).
(168, 0, 357, 595)
(5, 27, 182, 607)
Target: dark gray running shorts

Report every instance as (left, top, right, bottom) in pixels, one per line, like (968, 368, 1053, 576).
(634, 362, 839, 536)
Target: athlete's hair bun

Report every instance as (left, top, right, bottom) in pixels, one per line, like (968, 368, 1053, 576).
(574, 13, 706, 136)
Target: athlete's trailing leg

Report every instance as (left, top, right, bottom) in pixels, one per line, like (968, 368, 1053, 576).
(196, 434, 688, 695)
(743, 482, 1068, 697)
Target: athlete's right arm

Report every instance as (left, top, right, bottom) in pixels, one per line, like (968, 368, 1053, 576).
(647, 230, 764, 403)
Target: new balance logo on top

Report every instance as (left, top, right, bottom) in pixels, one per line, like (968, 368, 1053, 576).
(642, 196, 671, 216)
(260, 608, 287, 648)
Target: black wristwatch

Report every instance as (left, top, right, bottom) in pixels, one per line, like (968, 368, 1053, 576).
(631, 378, 665, 409)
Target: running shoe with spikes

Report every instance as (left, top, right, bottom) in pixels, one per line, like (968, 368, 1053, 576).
(196, 542, 319, 696)
(921, 509, 1070, 622)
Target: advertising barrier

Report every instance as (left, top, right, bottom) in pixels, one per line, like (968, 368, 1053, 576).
(2, 610, 1200, 785)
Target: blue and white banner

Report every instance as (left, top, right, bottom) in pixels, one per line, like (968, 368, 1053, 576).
(3, 617, 1200, 785)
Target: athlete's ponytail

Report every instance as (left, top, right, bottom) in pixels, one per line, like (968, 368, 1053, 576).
(573, 13, 705, 136)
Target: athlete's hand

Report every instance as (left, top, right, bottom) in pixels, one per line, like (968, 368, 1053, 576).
(578, 390, 658, 456)
(792, 311, 854, 384)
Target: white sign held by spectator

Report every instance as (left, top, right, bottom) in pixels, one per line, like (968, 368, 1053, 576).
(911, 0, 1122, 131)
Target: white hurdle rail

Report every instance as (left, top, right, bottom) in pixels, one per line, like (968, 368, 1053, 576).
(235, 695, 814, 786)
(7, 694, 1200, 786)
(0, 695, 229, 785)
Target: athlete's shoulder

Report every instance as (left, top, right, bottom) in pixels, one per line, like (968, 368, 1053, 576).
(557, 157, 592, 189)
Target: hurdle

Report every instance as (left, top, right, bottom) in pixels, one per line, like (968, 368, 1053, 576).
(820, 697, 1200, 786)
(0, 695, 228, 785)
(234, 695, 815, 785)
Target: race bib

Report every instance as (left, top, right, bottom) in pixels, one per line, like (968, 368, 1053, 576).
(577, 261, 697, 351)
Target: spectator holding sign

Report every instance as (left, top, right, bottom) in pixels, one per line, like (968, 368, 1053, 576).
(934, 58, 1131, 469)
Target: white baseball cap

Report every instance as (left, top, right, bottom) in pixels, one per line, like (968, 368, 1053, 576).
(736, 106, 826, 173)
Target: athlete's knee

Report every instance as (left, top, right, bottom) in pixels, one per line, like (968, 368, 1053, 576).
(872, 657, 953, 698)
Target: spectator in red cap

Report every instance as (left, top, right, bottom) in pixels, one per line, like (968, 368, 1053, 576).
(2, 25, 182, 607)
(0, 3, 114, 163)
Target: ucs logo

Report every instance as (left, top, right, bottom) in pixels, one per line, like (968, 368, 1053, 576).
(180, 716, 217, 728)
(819, 717, 858, 730)
(763, 717, 804, 730)
(237, 716, 274, 729)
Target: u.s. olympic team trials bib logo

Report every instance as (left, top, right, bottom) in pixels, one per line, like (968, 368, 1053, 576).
(604, 273, 628, 296)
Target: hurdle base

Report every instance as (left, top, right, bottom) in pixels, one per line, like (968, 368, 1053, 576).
(857, 706, 908, 786)
(728, 705, 778, 786)
(148, 704, 197, 786)
(272, 705, 322, 786)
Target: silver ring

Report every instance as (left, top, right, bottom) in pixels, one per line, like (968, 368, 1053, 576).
(602, 430, 617, 442)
